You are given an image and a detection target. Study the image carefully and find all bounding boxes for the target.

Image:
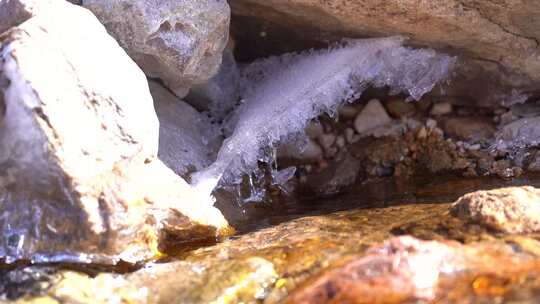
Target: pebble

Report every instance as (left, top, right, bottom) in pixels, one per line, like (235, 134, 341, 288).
(300, 139, 324, 161)
(324, 146, 338, 158)
(305, 121, 324, 139)
(430, 102, 453, 116)
(318, 133, 336, 150)
(335, 135, 346, 148)
(338, 104, 360, 119)
(353, 99, 392, 135)
(416, 126, 428, 139)
(426, 118, 437, 130)
(442, 117, 496, 141)
(385, 97, 416, 118)
(344, 128, 355, 143)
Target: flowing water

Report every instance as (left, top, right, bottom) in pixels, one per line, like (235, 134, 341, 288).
(4, 174, 540, 303)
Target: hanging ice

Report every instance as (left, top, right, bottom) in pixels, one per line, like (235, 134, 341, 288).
(191, 37, 456, 198)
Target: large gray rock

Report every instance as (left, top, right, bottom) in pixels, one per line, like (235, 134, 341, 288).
(186, 44, 240, 118)
(82, 0, 231, 97)
(0, 0, 229, 264)
(231, 0, 540, 105)
(150, 81, 222, 179)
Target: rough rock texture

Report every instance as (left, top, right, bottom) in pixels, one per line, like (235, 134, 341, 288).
(452, 186, 540, 233)
(287, 236, 540, 304)
(353, 99, 392, 135)
(186, 42, 240, 117)
(0, 0, 229, 264)
(82, 0, 230, 97)
(150, 81, 222, 179)
(231, 0, 540, 104)
(11, 197, 540, 303)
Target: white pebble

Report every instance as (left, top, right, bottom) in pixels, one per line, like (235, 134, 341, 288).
(353, 99, 392, 134)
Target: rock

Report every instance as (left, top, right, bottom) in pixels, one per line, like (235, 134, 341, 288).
(10, 199, 540, 303)
(317, 133, 336, 150)
(286, 236, 540, 304)
(151, 81, 222, 179)
(337, 104, 359, 120)
(430, 101, 453, 116)
(451, 186, 540, 233)
(344, 128, 355, 143)
(231, 0, 540, 104)
(305, 120, 324, 139)
(82, 0, 230, 97)
(185, 42, 240, 117)
(299, 153, 361, 196)
(496, 116, 540, 149)
(442, 116, 496, 141)
(278, 138, 323, 163)
(353, 99, 392, 135)
(385, 97, 416, 118)
(0, 0, 229, 264)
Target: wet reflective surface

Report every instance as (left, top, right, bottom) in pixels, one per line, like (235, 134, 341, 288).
(5, 174, 540, 303)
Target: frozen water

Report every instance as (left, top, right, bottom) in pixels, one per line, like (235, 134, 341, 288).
(496, 116, 540, 151)
(191, 37, 456, 198)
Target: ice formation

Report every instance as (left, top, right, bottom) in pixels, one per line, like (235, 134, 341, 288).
(191, 37, 456, 199)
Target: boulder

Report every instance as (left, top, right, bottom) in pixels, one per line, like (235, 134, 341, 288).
(150, 81, 222, 179)
(451, 186, 540, 233)
(231, 0, 540, 105)
(186, 42, 240, 118)
(82, 0, 231, 97)
(0, 0, 229, 264)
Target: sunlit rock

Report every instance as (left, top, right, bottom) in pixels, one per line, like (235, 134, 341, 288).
(452, 186, 540, 234)
(286, 236, 540, 303)
(150, 81, 222, 179)
(0, 0, 229, 264)
(82, 0, 230, 97)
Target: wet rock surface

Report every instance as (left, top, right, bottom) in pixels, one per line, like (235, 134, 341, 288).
(82, 0, 231, 97)
(0, 0, 229, 264)
(7, 178, 540, 303)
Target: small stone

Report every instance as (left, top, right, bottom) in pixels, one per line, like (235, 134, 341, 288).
(278, 138, 323, 162)
(338, 104, 359, 119)
(324, 146, 339, 158)
(353, 99, 392, 135)
(442, 116, 496, 141)
(385, 97, 416, 118)
(416, 126, 428, 139)
(430, 101, 453, 116)
(415, 98, 432, 113)
(426, 118, 437, 130)
(318, 133, 336, 150)
(468, 144, 481, 151)
(335, 135, 346, 148)
(300, 139, 324, 161)
(305, 121, 324, 139)
(344, 128, 355, 143)
(451, 186, 540, 233)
